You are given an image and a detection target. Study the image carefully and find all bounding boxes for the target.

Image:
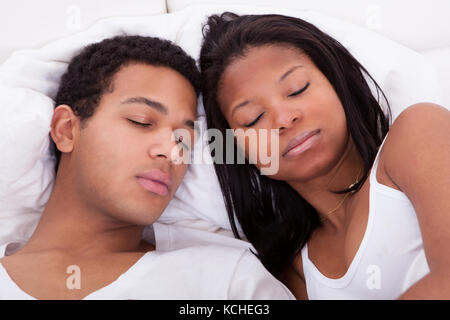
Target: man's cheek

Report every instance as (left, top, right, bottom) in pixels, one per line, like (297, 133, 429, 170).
(173, 165, 188, 188)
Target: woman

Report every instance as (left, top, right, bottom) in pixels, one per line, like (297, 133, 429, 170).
(199, 12, 450, 299)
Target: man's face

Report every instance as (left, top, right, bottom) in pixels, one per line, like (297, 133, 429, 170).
(68, 63, 197, 225)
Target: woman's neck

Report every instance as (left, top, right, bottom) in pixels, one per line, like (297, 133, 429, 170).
(288, 137, 364, 230)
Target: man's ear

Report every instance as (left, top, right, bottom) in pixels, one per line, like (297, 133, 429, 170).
(50, 105, 80, 153)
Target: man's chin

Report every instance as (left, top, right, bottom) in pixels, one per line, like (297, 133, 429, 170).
(108, 202, 165, 226)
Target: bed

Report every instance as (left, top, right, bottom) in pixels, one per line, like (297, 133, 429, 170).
(0, 0, 448, 252)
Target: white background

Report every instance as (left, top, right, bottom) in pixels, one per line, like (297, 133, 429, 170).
(0, 0, 449, 105)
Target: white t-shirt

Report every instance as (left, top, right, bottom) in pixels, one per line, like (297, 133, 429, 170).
(301, 132, 430, 299)
(0, 222, 294, 300)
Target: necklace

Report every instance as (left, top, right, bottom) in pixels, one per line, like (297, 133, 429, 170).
(320, 167, 363, 222)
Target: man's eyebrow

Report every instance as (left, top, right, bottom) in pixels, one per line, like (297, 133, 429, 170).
(278, 65, 304, 83)
(122, 96, 196, 131)
(121, 97, 168, 115)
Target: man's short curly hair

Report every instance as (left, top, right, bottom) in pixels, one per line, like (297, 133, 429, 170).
(51, 35, 201, 172)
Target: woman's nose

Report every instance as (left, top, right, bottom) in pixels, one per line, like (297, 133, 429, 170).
(275, 108, 302, 132)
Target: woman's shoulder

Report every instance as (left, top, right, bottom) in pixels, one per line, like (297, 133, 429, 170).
(384, 103, 448, 147)
(385, 103, 448, 146)
(380, 103, 449, 187)
(388, 103, 448, 136)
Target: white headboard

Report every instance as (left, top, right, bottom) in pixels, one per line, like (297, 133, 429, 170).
(167, 0, 450, 107)
(0, 0, 167, 63)
(1, 0, 448, 106)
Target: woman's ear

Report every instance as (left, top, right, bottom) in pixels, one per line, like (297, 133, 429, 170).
(50, 105, 79, 154)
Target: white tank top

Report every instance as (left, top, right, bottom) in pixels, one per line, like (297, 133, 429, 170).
(301, 133, 430, 299)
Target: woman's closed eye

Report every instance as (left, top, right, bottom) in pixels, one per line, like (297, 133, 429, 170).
(288, 82, 310, 97)
(244, 112, 265, 127)
(242, 83, 310, 128)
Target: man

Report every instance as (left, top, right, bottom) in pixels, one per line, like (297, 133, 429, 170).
(0, 36, 293, 300)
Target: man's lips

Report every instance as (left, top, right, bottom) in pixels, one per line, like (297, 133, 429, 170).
(282, 129, 321, 157)
(136, 169, 172, 196)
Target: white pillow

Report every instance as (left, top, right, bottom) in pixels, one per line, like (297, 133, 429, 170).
(0, 3, 444, 246)
(423, 47, 450, 109)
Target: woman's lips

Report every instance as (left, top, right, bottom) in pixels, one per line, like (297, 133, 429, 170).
(136, 169, 171, 196)
(282, 129, 321, 159)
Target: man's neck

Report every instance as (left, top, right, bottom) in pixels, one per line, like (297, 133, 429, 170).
(18, 177, 150, 258)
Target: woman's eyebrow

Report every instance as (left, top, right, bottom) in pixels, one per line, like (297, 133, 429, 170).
(231, 100, 252, 117)
(121, 96, 168, 115)
(230, 65, 304, 117)
(278, 65, 304, 83)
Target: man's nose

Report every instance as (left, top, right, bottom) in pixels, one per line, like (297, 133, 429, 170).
(147, 128, 178, 161)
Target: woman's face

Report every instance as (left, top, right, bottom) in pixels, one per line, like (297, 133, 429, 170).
(217, 44, 350, 183)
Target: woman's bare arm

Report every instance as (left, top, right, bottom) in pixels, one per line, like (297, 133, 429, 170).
(381, 103, 450, 299)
